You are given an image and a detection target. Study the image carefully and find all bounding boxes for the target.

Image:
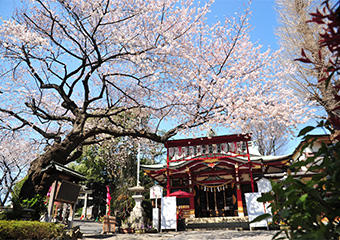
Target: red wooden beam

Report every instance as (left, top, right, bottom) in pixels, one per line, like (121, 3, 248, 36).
(192, 169, 235, 176)
(246, 141, 255, 192)
(164, 133, 252, 148)
(166, 149, 170, 196)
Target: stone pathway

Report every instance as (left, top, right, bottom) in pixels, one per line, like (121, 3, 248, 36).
(74, 220, 277, 240)
(83, 230, 276, 240)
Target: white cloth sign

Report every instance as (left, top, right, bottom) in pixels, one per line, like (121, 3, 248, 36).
(257, 178, 272, 193)
(245, 192, 271, 229)
(161, 197, 177, 230)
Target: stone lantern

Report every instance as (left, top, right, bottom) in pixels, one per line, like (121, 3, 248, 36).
(126, 185, 145, 229)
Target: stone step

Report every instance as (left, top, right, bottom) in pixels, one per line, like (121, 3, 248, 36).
(185, 216, 250, 230)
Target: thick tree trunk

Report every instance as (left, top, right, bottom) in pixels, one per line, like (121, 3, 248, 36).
(19, 131, 84, 200)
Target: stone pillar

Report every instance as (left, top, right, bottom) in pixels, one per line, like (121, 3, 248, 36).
(235, 164, 244, 217)
(81, 192, 88, 219)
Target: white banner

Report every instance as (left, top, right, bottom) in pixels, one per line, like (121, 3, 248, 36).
(161, 197, 177, 230)
(257, 178, 272, 193)
(245, 192, 271, 229)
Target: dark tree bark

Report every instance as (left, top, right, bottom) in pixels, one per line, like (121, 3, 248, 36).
(20, 132, 85, 199)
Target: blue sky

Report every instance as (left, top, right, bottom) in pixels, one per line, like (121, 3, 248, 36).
(208, 0, 279, 50)
(0, 0, 325, 154)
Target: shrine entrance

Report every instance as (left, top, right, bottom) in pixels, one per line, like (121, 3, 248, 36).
(194, 184, 236, 218)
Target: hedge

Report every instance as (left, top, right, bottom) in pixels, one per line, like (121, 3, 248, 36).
(0, 220, 64, 240)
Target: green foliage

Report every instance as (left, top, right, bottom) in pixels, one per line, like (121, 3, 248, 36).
(1, 194, 47, 221)
(257, 123, 340, 239)
(1, 176, 47, 220)
(11, 176, 28, 208)
(69, 133, 161, 222)
(0, 220, 64, 240)
(21, 194, 47, 220)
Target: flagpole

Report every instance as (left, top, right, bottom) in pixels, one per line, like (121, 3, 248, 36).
(137, 117, 142, 186)
(137, 140, 141, 186)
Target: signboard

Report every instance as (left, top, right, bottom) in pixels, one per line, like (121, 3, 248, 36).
(152, 208, 159, 230)
(245, 192, 271, 229)
(257, 178, 272, 193)
(161, 197, 177, 230)
(150, 185, 163, 199)
(55, 180, 81, 204)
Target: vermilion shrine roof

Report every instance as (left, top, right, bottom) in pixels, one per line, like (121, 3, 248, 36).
(142, 134, 290, 185)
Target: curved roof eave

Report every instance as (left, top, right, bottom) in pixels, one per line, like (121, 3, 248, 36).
(141, 154, 291, 172)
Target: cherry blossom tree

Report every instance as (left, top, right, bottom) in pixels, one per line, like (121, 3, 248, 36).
(250, 122, 289, 156)
(0, 135, 37, 206)
(0, 0, 311, 199)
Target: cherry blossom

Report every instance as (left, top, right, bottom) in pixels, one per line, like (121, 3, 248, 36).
(0, 0, 313, 197)
(0, 135, 38, 206)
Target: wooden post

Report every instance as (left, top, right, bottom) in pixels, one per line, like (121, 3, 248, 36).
(214, 188, 217, 214)
(223, 188, 227, 211)
(235, 164, 244, 217)
(188, 171, 194, 210)
(47, 180, 58, 221)
(206, 190, 209, 211)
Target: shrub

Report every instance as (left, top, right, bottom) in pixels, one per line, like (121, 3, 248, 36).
(0, 220, 64, 240)
(257, 123, 340, 239)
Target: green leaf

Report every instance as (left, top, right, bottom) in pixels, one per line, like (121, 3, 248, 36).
(299, 193, 308, 203)
(250, 213, 272, 223)
(298, 126, 315, 137)
(257, 193, 274, 202)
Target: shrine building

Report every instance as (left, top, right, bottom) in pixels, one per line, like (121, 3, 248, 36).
(141, 134, 289, 218)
